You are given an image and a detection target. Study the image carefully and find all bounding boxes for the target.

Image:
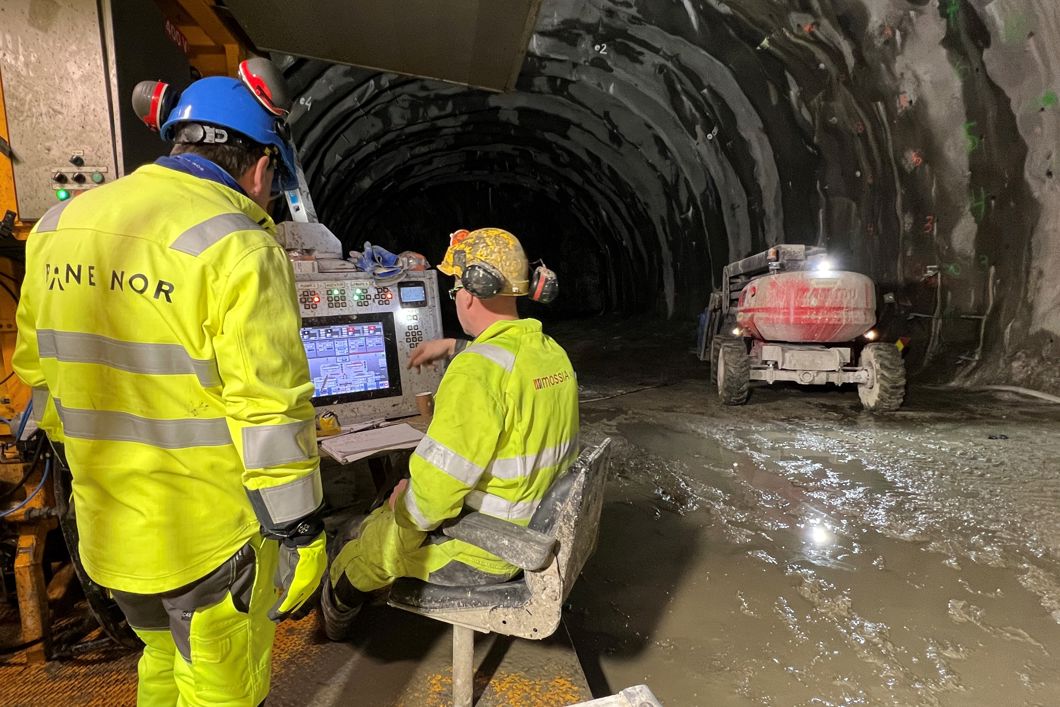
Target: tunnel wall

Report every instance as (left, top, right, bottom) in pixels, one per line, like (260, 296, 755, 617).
(280, 0, 1060, 394)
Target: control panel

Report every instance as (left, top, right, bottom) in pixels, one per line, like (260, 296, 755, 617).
(295, 270, 444, 424)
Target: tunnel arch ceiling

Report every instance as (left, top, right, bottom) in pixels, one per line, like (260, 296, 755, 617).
(279, 0, 1060, 395)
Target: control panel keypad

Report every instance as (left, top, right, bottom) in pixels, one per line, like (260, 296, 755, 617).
(299, 288, 320, 310)
(324, 287, 347, 308)
(404, 323, 423, 348)
(373, 287, 395, 306)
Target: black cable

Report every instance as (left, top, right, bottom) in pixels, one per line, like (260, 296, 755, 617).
(0, 435, 45, 502)
(0, 370, 14, 385)
(0, 637, 43, 657)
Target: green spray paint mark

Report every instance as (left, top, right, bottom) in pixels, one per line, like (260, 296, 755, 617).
(953, 59, 970, 80)
(963, 122, 981, 152)
(1041, 91, 1058, 109)
(944, 263, 962, 277)
(944, 0, 960, 28)
(969, 187, 988, 223)
(978, 255, 990, 270)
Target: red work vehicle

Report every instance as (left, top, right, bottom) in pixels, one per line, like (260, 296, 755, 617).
(697, 245, 906, 411)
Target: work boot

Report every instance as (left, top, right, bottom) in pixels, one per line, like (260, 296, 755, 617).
(319, 516, 369, 641)
(319, 576, 362, 642)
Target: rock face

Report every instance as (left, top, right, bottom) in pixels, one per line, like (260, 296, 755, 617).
(281, 0, 1060, 394)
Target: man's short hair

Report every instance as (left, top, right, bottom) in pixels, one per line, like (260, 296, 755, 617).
(170, 123, 265, 180)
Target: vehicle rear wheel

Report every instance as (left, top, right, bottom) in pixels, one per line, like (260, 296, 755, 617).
(718, 342, 750, 405)
(857, 343, 906, 412)
(709, 334, 723, 384)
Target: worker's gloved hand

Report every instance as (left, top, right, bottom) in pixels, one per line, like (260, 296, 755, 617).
(269, 521, 327, 622)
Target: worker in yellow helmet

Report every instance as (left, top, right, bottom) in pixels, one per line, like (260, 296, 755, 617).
(319, 228, 578, 639)
(13, 59, 325, 705)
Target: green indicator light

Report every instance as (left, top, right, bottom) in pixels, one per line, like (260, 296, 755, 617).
(56, 189, 71, 201)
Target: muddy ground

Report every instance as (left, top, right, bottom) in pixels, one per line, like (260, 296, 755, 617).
(556, 317, 1060, 706)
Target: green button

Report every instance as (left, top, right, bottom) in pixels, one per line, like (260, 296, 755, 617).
(91, 172, 105, 184)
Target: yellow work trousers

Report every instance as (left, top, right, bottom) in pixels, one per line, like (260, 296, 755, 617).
(330, 505, 518, 592)
(110, 535, 279, 706)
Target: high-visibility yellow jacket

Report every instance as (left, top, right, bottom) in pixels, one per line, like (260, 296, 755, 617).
(395, 318, 580, 573)
(14, 164, 320, 594)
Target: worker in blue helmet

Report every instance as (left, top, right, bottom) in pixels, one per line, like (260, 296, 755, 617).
(16, 58, 325, 704)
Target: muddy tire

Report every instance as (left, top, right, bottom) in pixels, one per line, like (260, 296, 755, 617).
(717, 342, 750, 405)
(858, 343, 906, 412)
(709, 334, 724, 384)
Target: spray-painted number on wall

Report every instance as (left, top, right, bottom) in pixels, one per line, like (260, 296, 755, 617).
(594, 43, 608, 54)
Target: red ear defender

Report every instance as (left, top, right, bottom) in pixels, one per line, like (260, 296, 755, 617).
(131, 81, 177, 132)
(529, 263, 558, 303)
(238, 58, 290, 118)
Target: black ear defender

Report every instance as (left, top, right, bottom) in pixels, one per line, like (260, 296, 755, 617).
(460, 261, 505, 299)
(132, 81, 179, 132)
(529, 262, 558, 304)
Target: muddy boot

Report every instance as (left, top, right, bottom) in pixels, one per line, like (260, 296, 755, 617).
(319, 515, 369, 641)
(319, 575, 365, 642)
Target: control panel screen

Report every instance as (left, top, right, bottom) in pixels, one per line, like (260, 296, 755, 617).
(398, 281, 427, 307)
(300, 313, 402, 405)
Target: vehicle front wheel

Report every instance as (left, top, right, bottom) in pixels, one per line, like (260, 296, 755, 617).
(857, 343, 906, 412)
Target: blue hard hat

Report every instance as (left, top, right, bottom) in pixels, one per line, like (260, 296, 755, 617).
(160, 76, 298, 191)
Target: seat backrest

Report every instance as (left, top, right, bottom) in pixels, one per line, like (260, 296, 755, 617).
(526, 438, 612, 601)
(527, 462, 578, 535)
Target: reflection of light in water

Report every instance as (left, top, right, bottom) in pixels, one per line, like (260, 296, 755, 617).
(796, 518, 854, 570)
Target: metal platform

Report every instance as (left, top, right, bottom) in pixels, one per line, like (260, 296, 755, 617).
(0, 601, 591, 706)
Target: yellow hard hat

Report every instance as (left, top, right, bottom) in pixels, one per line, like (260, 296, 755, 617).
(438, 227, 529, 297)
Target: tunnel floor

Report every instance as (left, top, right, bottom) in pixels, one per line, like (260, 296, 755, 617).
(558, 317, 1060, 705)
(3, 317, 1060, 705)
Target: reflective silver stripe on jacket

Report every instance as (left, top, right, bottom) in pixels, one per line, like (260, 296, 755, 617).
(37, 330, 221, 388)
(487, 437, 580, 480)
(253, 468, 323, 526)
(53, 399, 232, 448)
(403, 490, 435, 531)
(464, 490, 540, 522)
(414, 435, 484, 486)
(243, 420, 316, 469)
(465, 343, 515, 372)
(171, 213, 263, 256)
(35, 201, 72, 232)
(30, 387, 49, 422)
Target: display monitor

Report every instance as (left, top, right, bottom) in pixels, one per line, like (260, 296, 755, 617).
(300, 313, 402, 405)
(398, 280, 428, 307)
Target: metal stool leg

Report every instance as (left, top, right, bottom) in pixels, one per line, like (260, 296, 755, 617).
(453, 624, 475, 707)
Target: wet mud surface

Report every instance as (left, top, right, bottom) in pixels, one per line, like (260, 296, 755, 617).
(554, 318, 1060, 706)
